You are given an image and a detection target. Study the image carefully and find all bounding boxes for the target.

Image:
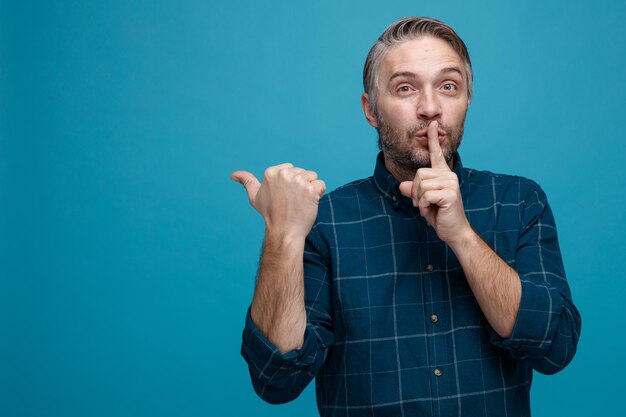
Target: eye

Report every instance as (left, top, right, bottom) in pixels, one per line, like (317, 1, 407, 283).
(397, 85, 413, 94)
(441, 83, 458, 92)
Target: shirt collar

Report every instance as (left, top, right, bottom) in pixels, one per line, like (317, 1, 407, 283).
(372, 151, 466, 213)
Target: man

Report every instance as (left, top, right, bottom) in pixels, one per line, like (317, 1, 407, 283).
(232, 17, 581, 416)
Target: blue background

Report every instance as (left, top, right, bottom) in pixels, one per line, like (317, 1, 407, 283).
(2, 0, 625, 416)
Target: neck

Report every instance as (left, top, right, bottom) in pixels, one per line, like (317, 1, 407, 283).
(383, 155, 417, 182)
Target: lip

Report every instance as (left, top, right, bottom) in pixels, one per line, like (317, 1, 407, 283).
(414, 130, 446, 144)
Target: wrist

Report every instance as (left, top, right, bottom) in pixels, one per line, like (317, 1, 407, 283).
(447, 223, 480, 257)
(263, 227, 307, 253)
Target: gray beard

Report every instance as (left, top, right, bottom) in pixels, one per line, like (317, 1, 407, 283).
(377, 117, 465, 173)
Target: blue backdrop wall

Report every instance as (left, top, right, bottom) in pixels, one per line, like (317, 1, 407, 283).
(2, 1, 625, 416)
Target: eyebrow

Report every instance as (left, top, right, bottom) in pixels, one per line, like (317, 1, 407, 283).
(388, 67, 464, 84)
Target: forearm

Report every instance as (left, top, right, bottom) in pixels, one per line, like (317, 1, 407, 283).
(250, 230, 307, 353)
(449, 227, 521, 338)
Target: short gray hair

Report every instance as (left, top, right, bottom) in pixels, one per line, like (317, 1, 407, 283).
(363, 17, 473, 113)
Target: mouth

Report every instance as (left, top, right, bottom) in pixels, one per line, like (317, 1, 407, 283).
(413, 129, 446, 144)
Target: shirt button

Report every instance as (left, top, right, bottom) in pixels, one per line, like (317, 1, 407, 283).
(434, 368, 443, 377)
(430, 314, 438, 323)
(391, 195, 397, 202)
(425, 264, 434, 272)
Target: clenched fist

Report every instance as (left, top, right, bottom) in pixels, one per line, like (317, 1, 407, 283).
(231, 163, 326, 240)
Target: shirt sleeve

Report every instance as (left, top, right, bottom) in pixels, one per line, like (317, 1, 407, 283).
(240, 227, 334, 404)
(489, 183, 582, 374)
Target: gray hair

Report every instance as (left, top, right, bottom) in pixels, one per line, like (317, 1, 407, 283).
(363, 17, 473, 114)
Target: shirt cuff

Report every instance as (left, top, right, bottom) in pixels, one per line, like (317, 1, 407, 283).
(241, 308, 320, 385)
(490, 277, 564, 356)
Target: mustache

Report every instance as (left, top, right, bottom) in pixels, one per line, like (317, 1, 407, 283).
(407, 122, 452, 137)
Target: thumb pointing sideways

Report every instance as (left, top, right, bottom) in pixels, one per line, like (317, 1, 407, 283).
(230, 170, 261, 204)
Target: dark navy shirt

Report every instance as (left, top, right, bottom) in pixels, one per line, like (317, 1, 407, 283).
(242, 153, 581, 417)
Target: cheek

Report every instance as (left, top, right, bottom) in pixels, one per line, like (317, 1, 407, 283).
(445, 102, 469, 124)
(382, 102, 415, 125)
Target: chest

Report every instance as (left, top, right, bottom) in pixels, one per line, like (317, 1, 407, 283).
(326, 212, 517, 340)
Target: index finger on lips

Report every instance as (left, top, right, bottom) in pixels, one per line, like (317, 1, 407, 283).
(428, 121, 448, 170)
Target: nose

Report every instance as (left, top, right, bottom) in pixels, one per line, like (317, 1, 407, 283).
(417, 88, 441, 121)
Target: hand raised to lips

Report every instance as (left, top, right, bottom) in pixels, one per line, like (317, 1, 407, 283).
(425, 121, 449, 169)
(399, 120, 470, 244)
(412, 124, 447, 144)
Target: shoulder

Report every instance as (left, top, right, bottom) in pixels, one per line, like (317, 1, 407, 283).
(463, 167, 547, 202)
(314, 176, 378, 224)
(464, 167, 540, 189)
(306, 176, 378, 253)
(321, 175, 378, 206)
(325, 176, 376, 199)
(461, 167, 554, 229)
(460, 167, 556, 235)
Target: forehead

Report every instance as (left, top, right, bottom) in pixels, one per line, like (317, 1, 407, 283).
(380, 36, 464, 79)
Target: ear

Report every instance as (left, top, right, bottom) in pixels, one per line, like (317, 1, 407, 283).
(361, 93, 379, 128)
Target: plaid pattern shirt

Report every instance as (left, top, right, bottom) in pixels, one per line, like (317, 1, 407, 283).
(241, 152, 581, 417)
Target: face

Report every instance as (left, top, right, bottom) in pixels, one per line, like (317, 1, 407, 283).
(362, 36, 470, 176)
